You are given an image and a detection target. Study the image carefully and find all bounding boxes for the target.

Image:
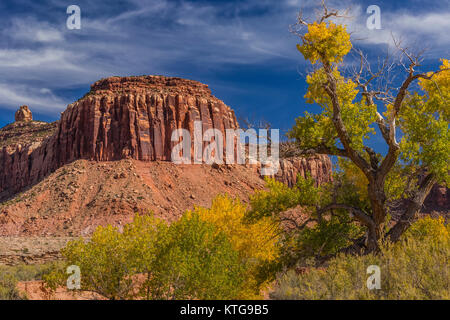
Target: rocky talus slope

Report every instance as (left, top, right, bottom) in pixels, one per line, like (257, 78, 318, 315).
(0, 159, 269, 237)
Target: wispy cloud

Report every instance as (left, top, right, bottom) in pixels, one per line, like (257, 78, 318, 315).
(336, 4, 450, 55)
(0, 0, 448, 117)
(0, 83, 69, 112)
(4, 17, 64, 43)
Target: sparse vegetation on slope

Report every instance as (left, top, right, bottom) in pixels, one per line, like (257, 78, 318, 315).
(270, 217, 450, 300)
(0, 121, 58, 150)
(0, 263, 60, 300)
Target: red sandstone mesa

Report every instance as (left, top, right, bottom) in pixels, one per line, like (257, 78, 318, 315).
(59, 76, 239, 162)
(0, 76, 333, 200)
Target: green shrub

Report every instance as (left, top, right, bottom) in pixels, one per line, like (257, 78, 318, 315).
(148, 213, 245, 300)
(248, 175, 365, 264)
(55, 225, 135, 300)
(45, 213, 245, 300)
(404, 216, 448, 242)
(0, 273, 23, 300)
(0, 263, 59, 300)
(296, 214, 364, 258)
(270, 217, 449, 300)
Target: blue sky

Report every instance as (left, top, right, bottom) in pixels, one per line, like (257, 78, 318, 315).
(0, 0, 449, 152)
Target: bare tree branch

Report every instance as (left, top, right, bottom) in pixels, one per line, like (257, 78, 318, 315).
(317, 203, 375, 230)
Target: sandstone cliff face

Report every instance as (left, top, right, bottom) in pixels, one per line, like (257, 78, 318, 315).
(275, 155, 333, 187)
(57, 76, 239, 162)
(0, 134, 58, 199)
(0, 76, 241, 199)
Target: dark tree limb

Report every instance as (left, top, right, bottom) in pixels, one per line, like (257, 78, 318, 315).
(387, 173, 437, 242)
(316, 203, 375, 231)
(322, 63, 373, 180)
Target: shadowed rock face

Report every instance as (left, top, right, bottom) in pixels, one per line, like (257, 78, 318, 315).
(423, 184, 449, 213)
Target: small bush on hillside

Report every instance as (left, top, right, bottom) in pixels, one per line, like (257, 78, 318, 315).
(270, 217, 450, 300)
(147, 213, 245, 299)
(0, 273, 23, 300)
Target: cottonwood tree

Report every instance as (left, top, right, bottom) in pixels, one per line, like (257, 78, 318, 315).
(249, 1, 449, 254)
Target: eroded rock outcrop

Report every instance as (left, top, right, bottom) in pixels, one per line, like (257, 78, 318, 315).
(15, 105, 33, 122)
(275, 155, 333, 187)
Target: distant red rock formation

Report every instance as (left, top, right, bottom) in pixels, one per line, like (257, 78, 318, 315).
(423, 184, 449, 213)
(275, 155, 332, 187)
(15, 105, 33, 122)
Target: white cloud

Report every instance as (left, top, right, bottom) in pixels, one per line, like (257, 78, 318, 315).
(0, 49, 73, 68)
(40, 88, 52, 94)
(0, 0, 448, 116)
(0, 83, 68, 113)
(338, 5, 450, 53)
(4, 18, 64, 43)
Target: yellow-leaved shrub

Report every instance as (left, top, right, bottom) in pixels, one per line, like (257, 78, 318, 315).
(189, 195, 281, 299)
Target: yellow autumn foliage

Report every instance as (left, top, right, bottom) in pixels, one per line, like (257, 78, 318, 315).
(404, 216, 449, 244)
(297, 21, 352, 65)
(419, 58, 450, 122)
(189, 195, 281, 299)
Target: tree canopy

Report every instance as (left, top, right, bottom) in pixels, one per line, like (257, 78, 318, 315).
(249, 2, 449, 254)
